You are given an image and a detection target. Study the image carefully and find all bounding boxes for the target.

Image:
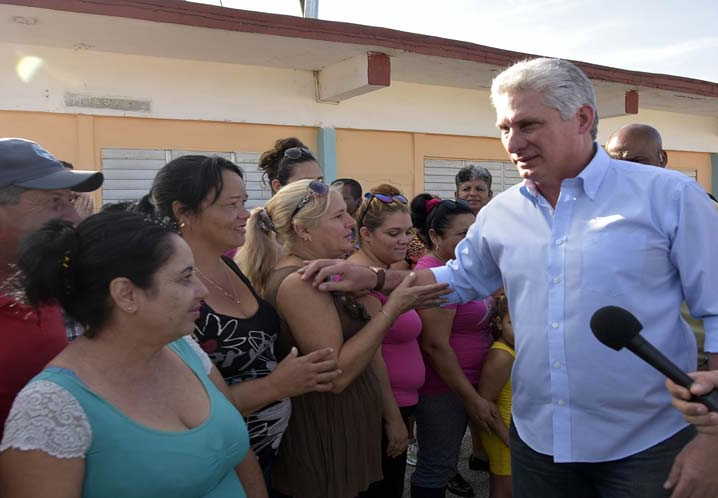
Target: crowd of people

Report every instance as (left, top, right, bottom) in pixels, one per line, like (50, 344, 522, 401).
(1, 56, 717, 498)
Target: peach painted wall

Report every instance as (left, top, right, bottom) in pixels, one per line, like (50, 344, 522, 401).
(0, 111, 318, 167)
(666, 150, 712, 191)
(335, 129, 414, 196)
(0, 111, 318, 203)
(0, 110, 712, 202)
(335, 129, 509, 198)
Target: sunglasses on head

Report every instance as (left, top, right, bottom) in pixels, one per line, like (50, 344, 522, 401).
(290, 180, 330, 220)
(357, 192, 408, 227)
(364, 192, 408, 204)
(283, 147, 313, 161)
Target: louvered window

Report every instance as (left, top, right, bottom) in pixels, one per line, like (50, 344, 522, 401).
(101, 148, 271, 207)
(423, 158, 520, 198)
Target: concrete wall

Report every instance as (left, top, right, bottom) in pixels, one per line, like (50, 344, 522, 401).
(3, 42, 717, 150)
(1, 42, 716, 199)
(600, 109, 718, 154)
(0, 42, 497, 137)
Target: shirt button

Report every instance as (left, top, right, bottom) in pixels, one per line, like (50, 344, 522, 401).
(553, 276, 561, 284)
(557, 400, 566, 406)
(553, 361, 561, 368)
(551, 322, 559, 329)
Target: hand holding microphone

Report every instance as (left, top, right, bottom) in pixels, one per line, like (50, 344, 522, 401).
(667, 372, 718, 433)
(590, 306, 718, 418)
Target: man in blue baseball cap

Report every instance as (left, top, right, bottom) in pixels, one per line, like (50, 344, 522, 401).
(0, 137, 104, 437)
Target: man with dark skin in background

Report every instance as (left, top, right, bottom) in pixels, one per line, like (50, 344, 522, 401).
(606, 123, 718, 205)
(605, 123, 668, 167)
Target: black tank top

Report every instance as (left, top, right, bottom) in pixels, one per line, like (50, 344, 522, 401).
(193, 256, 290, 466)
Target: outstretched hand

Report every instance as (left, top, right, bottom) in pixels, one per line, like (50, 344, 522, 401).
(384, 272, 450, 318)
(298, 260, 450, 312)
(298, 259, 376, 292)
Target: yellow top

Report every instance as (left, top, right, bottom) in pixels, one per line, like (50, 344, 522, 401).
(490, 340, 515, 425)
(479, 340, 515, 476)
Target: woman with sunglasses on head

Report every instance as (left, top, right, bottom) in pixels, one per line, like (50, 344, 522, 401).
(409, 194, 499, 498)
(346, 185, 424, 498)
(238, 180, 447, 498)
(142, 156, 341, 485)
(258, 138, 323, 195)
(0, 211, 266, 498)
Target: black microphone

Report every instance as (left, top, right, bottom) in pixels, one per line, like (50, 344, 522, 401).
(590, 305, 718, 412)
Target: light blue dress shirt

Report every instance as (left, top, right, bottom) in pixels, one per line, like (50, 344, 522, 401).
(431, 145, 718, 463)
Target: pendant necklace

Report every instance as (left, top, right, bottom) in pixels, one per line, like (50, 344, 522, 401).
(196, 266, 241, 305)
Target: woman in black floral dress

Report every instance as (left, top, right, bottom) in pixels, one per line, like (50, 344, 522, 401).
(141, 155, 340, 484)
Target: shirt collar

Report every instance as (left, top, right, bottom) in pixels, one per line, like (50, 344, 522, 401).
(577, 144, 610, 200)
(519, 143, 609, 203)
(519, 179, 541, 205)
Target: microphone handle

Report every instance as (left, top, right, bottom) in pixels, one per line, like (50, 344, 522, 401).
(628, 337, 718, 412)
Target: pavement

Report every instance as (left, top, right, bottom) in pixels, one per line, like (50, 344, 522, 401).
(403, 430, 490, 498)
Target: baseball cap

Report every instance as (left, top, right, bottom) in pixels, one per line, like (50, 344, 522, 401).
(0, 138, 103, 192)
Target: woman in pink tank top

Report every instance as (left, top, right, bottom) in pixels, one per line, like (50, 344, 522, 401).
(409, 194, 496, 498)
(348, 184, 424, 498)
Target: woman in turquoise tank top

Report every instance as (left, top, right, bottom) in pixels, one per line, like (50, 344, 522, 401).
(0, 211, 267, 498)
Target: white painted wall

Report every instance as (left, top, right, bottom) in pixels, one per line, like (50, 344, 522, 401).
(1, 42, 717, 152)
(600, 109, 718, 153)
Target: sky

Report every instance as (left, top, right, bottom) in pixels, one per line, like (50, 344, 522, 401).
(193, 0, 718, 83)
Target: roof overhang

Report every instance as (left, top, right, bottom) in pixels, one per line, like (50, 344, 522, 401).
(1, 0, 717, 116)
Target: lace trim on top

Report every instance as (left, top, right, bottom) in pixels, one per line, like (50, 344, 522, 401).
(0, 340, 209, 459)
(0, 379, 91, 459)
(183, 335, 213, 375)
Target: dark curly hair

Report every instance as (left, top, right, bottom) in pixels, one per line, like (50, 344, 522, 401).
(258, 137, 318, 191)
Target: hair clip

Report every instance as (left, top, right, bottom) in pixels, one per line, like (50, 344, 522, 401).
(425, 198, 442, 213)
(257, 208, 277, 234)
(61, 251, 71, 269)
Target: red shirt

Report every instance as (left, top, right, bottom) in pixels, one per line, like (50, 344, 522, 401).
(0, 294, 67, 437)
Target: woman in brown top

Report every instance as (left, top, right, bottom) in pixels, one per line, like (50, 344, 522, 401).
(238, 180, 444, 498)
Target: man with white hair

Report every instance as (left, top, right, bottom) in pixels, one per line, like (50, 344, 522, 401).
(301, 58, 718, 498)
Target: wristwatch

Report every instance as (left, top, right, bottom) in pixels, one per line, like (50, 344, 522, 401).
(369, 266, 386, 292)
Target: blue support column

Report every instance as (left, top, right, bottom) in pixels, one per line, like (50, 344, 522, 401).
(711, 153, 718, 198)
(317, 127, 337, 183)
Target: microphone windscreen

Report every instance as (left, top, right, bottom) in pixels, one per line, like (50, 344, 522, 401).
(590, 306, 643, 351)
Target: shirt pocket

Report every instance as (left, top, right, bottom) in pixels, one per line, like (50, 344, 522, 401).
(581, 230, 647, 296)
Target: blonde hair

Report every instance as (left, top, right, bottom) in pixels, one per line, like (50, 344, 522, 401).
(237, 179, 335, 295)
